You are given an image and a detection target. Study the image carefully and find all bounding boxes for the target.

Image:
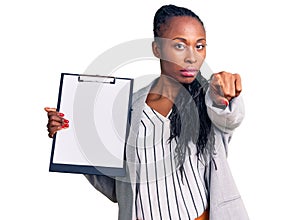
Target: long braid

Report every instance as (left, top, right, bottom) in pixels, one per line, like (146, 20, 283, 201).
(169, 73, 215, 177)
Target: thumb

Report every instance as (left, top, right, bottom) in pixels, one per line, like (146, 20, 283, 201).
(44, 107, 57, 112)
(214, 96, 229, 107)
(209, 90, 229, 107)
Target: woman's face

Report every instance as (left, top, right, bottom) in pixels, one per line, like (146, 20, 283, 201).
(153, 16, 206, 84)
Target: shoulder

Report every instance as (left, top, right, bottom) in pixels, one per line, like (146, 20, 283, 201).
(132, 77, 159, 107)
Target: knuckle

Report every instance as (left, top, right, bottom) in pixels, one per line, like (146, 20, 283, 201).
(49, 115, 59, 122)
(215, 71, 234, 81)
(49, 121, 58, 127)
(49, 115, 54, 121)
(47, 111, 55, 117)
(223, 91, 231, 97)
(234, 73, 241, 81)
(212, 73, 220, 80)
(220, 71, 229, 76)
(223, 88, 235, 97)
(234, 73, 240, 78)
(49, 132, 55, 138)
(236, 89, 242, 96)
(224, 71, 234, 79)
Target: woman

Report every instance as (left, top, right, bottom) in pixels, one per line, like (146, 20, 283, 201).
(45, 4, 248, 220)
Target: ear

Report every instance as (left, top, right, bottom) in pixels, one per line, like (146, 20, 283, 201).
(152, 41, 161, 58)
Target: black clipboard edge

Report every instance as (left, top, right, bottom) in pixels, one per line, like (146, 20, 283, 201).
(49, 163, 125, 176)
(48, 73, 71, 176)
(123, 78, 134, 163)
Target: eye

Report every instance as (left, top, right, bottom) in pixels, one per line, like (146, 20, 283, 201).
(174, 43, 186, 50)
(196, 43, 206, 50)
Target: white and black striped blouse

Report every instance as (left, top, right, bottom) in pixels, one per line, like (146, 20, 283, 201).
(135, 104, 208, 220)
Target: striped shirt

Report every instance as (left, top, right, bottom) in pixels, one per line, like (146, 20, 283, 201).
(135, 104, 208, 220)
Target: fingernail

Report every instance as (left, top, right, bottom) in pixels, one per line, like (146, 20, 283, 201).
(58, 113, 64, 117)
(64, 124, 69, 128)
(222, 99, 229, 106)
(64, 119, 69, 123)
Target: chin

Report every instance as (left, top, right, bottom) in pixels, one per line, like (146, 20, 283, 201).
(178, 77, 196, 85)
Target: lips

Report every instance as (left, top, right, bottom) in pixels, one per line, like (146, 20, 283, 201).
(180, 68, 199, 77)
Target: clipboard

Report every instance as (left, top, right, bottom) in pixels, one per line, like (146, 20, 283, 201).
(49, 73, 133, 176)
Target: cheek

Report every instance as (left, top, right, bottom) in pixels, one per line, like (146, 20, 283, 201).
(197, 49, 206, 60)
(161, 51, 185, 66)
(196, 50, 206, 67)
(161, 60, 182, 71)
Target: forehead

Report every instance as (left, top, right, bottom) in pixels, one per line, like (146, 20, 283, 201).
(159, 16, 206, 39)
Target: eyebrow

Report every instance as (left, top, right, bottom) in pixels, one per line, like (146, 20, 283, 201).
(172, 37, 206, 42)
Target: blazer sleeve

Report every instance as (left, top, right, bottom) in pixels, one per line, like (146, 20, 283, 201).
(205, 88, 245, 134)
(84, 174, 117, 203)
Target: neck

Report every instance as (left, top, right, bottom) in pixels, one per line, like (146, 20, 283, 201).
(149, 74, 181, 101)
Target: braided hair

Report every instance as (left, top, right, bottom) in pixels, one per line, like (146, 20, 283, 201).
(153, 5, 215, 175)
(153, 4, 204, 38)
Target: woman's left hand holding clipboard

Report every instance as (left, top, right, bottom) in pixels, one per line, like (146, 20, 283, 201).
(44, 107, 69, 138)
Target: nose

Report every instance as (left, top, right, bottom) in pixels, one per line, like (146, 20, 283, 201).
(184, 47, 197, 64)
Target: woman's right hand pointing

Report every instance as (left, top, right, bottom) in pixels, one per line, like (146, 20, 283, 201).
(44, 107, 69, 138)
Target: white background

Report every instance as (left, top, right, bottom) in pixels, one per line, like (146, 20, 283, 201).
(1, 0, 299, 219)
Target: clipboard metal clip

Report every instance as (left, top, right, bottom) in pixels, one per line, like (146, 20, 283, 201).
(78, 74, 116, 84)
